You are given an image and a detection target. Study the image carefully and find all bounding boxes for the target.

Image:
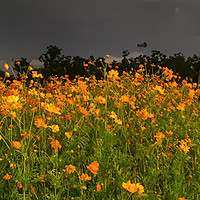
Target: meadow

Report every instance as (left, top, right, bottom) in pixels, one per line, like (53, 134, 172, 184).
(0, 61, 200, 200)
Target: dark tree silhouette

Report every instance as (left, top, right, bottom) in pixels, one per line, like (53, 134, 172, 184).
(137, 42, 148, 55)
(13, 57, 30, 77)
(38, 45, 72, 78)
(36, 44, 200, 83)
(121, 50, 130, 74)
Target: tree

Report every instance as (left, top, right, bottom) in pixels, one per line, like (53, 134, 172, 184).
(12, 57, 30, 78)
(137, 42, 148, 55)
(38, 45, 72, 78)
(71, 56, 88, 79)
(121, 50, 130, 74)
(13, 57, 30, 77)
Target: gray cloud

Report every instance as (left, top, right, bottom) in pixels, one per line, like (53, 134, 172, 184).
(0, 0, 200, 68)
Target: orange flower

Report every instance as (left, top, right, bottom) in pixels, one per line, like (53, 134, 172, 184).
(109, 111, 118, 119)
(42, 103, 61, 115)
(30, 187, 35, 194)
(49, 125, 60, 133)
(78, 106, 88, 115)
(107, 70, 119, 81)
(154, 132, 165, 141)
(96, 183, 101, 192)
(122, 180, 144, 194)
(34, 116, 47, 128)
(135, 72, 144, 81)
(179, 140, 190, 153)
(10, 111, 16, 119)
(83, 62, 88, 67)
(28, 66, 33, 71)
(15, 61, 20, 65)
(39, 175, 46, 182)
(65, 132, 72, 139)
(94, 96, 106, 104)
(81, 186, 87, 190)
(178, 197, 187, 200)
(87, 161, 99, 174)
(4, 63, 9, 70)
(64, 165, 76, 174)
(16, 180, 22, 188)
(65, 115, 71, 120)
(139, 108, 150, 120)
(153, 85, 165, 95)
(177, 103, 186, 111)
(162, 152, 166, 157)
(50, 140, 61, 152)
(88, 61, 93, 65)
(136, 183, 145, 194)
(80, 173, 92, 181)
(12, 141, 21, 149)
(5, 72, 10, 77)
(166, 130, 173, 136)
(3, 173, 12, 180)
(114, 118, 122, 125)
(35, 135, 41, 141)
(122, 180, 137, 193)
(121, 95, 130, 103)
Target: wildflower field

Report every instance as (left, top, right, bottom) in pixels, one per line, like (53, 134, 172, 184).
(0, 62, 200, 200)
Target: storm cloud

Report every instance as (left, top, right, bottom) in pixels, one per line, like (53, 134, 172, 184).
(0, 0, 200, 68)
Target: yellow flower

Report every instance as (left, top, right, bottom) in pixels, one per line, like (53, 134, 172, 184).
(106, 54, 110, 58)
(6, 95, 19, 104)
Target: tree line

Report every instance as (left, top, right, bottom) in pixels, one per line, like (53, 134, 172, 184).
(4, 44, 200, 83)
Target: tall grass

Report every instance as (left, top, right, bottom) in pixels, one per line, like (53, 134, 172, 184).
(0, 62, 199, 200)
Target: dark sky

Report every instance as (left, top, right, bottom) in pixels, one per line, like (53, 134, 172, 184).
(0, 0, 200, 68)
